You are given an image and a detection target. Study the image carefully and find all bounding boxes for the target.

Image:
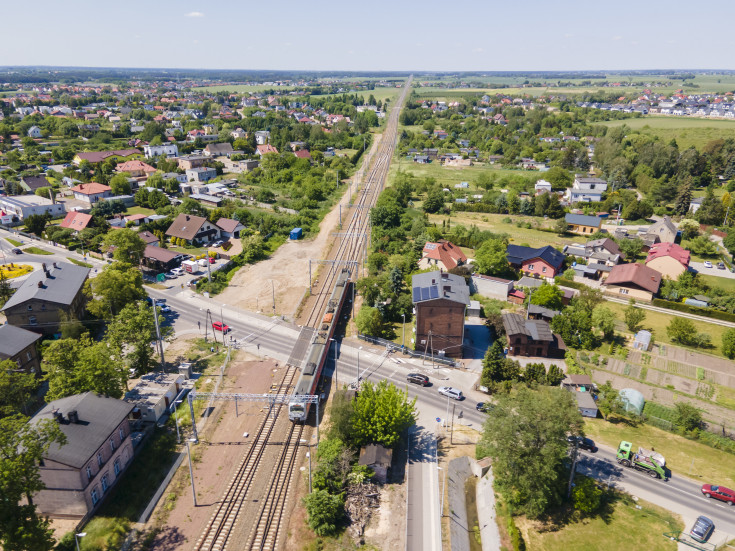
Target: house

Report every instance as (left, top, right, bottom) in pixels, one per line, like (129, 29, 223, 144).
(141, 245, 184, 273)
(72, 149, 140, 166)
(502, 313, 565, 358)
(185, 167, 217, 182)
(418, 240, 467, 272)
(602, 263, 662, 302)
(644, 216, 678, 243)
(412, 271, 470, 358)
(138, 230, 160, 246)
(0, 195, 66, 221)
(29, 393, 135, 518)
(59, 211, 93, 232)
(2, 262, 89, 335)
(535, 179, 552, 194)
(526, 304, 560, 322)
(565, 176, 607, 203)
(574, 392, 598, 418)
(20, 175, 51, 193)
(165, 213, 220, 245)
(689, 197, 704, 214)
(506, 244, 565, 281)
(221, 158, 259, 174)
(125, 372, 185, 423)
(645, 242, 690, 279)
(256, 144, 278, 156)
(358, 444, 393, 484)
(470, 274, 514, 301)
(162, 172, 188, 184)
(27, 125, 42, 138)
(254, 130, 270, 145)
(565, 213, 602, 235)
(294, 149, 311, 160)
(0, 324, 43, 375)
(215, 218, 245, 239)
(70, 182, 112, 204)
(143, 144, 178, 158)
(176, 154, 207, 171)
(203, 143, 236, 157)
(115, 160, 156, 178)
(563, 238, 623, 266)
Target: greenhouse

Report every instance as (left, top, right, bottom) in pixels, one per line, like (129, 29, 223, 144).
(619, 388, 645, 415)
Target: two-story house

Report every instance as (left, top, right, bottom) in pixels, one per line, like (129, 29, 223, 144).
(185, 167, 217, 182)
(417, 240, 467, 272)
(502, 312, 566, 358)
(70, 182, 112, 204)
(165, 213, 220, 245)
(411, 271, 470, 358)
(645, 242, 690, 279)
(602, 263, 662, 302)
(30, 393, 135, 518)
(2, 262, 89, 335)
(143, 143, 179, 159)
(565, 176, 607, 203)
(506, 245, 565, 281)
(0, 324, 42, 375)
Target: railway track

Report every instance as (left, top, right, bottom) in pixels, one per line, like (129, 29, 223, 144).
(193, 77, 413, 551)
(192, 366, 298, 551)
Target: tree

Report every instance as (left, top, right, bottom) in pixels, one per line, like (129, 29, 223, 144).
(667, 317, 697, 346)
(85, 262, 146, 317)
(672, 402, 703, 433)
(679, 218, 700, 240)
(616, 237, 644, 259)
(351, 380, 416, 448)
(695, 187, 725, 226)
(596, 381, 624, 420)
(524, 362, 546, 384)
(722, 328, 735, 359)
(0, 269, 14, 307)
(422, 188, 445, 214)
(45, 336, 127, 400)
(687, 235, 717, 257)
(109, 173, 132, 195)
(0, 415, 66, 551)
(105, 302, 168, 376)
(303, 490, 344, 537)
(623, 299, 646, 332)
(0, 361, 36, 417)
(530, 283, 563, 311)
(477, 387, 583, 518)
(572, 476, 603, 515)
(481, 341, 520, 387)
(327, 390, 355, 442)
(24, 214, 51, 237)
(674, 182, 693, 215)
(473, 236, 509, 277)
(554, 217, 568, 235)
(101, 228, 146, 263)
(355, 306, 384, 337)
(546, 364, 565, 386)
(591, 305, 615, 340)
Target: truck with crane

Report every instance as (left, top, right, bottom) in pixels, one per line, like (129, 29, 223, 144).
(616, 441, 667, 480)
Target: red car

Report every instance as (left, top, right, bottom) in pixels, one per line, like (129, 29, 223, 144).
(701, 484, 735, 505)
(212, 321, 230, 333)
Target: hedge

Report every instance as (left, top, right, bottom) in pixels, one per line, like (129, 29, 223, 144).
(651, 298, 735, 323)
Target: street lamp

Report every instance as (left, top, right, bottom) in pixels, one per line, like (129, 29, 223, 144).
(402, 313, 406, 349)
(437, 466, 447, 518)
(186, 438, 197, 506)
(75, 532, 86, 551)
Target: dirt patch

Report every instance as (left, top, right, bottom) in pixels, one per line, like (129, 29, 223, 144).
(218, 135, 382, 321)
(142, 355, 285, 550)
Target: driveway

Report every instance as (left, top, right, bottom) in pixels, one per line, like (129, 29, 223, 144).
(691, 261, 735, 279)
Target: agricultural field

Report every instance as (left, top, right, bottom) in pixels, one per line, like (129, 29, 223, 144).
(599, 117, 735, 150)
(190, 84, 297, 93)
(312, 87, 399, 103)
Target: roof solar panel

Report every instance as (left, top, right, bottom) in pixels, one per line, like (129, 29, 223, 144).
(421, 287, 430, 301)
(412, 288, 420, 302)
(430, 286, 439, 299)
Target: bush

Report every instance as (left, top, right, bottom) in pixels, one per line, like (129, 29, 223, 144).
(572, 476, 603, 514)
(303, 490, 344, 537)
(652, 298, 735, 323)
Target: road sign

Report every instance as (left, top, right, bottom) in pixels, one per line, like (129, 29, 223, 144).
(157, 273, 165, 282)
(436, 417, 441, 423)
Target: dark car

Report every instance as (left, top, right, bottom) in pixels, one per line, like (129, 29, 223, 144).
(690, 515, 714, 543)
(701, 484, 735, 505)
(11, 248, 22, 254)
(567, 435, 597, 452)
(717, 262, 726, 270)
(407, 373, 429, 386)
(476, 402, 494, 413)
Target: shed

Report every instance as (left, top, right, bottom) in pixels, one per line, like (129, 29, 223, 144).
(632, 330, 652, 351)
(467, 300, 481, 317)
(290, 227, 303, 240)
(620, 388, 645, 415)
(358, 444, 393, 484)
(574, 392, 598, 418)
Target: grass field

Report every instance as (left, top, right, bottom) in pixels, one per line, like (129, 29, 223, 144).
(190, 84, 297, 93)
(700, 274, 735, 293)
(584, 417, 735, 489)
(125, 206, 157, 216)
(312, 87, 399, 103)
(389, 155, 539, 188)
(604, 301, 729, 358)
(22, 246, 53, 255)
(516, 492, 680, 551)
(599, 117, 735, 150)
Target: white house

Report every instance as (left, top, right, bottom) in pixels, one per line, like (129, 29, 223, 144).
(254, 130, 270, 145)
(143, 144, 179, 159)
(185, 167, 217, 182)
(565, 176, 607, 203)
(70, 182, 112, 204)
(0, 195, 66, 221)
(535, 179, 552, 194)
(27, 126, 42, 138)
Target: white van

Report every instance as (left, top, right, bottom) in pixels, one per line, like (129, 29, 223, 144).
(438, 387, 463, 400)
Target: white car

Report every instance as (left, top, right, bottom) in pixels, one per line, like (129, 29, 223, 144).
(703, 261, 713, 269)
(171, 267, 185, 276)
(438, 387, 463, 400)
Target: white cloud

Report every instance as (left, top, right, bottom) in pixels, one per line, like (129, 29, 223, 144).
(185, 11, 204, 17)
(473, 47, 484, 53)
(612, 35, 622, 41)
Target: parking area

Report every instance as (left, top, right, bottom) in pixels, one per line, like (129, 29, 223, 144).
(691, 261, 735, 280)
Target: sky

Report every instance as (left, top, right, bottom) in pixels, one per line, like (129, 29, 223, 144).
(2, 0, 735, 72)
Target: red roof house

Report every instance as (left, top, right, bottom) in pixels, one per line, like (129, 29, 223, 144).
(645, 242, 690, 279)
(59, 212, 93, 232)
(418, 240, 468, 271)
(603, 263, 662, 302)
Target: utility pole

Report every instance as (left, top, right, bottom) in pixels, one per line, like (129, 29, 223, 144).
(451, 404, 455, 444)
(186, 439, 197, 506)
(152, 299, 165, 369)
(272, 280, 276, 315)
(206, 256, 212, 283)
(567, 440, 579, 498)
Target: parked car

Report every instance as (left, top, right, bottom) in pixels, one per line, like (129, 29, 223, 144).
(187, 277, 201, 288)
(701, 484, 735, 505)
(159, 304, 172, 313)
(212, 321, 230, 333)
(164, 272, 177, 279)
(11, 248, 22, 254)
(567, 435, 597, 452)
(690, 515, 714, 543)
(208, 257, 215, 264)
(171, 267, 184, 276)
(407, 373, 430, 386)
(717, 262, 726, 270)
(476, 402, 494, 412)
(211, 240, 224, 248)
(703, 261, 713, 268)
(438, 387, 463, 400)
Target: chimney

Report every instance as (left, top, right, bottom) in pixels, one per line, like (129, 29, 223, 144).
(68, 410, 79, 424)
(52, 262, 57, 269)
(185, 215, 190, 221)
(53, 410, 63, 424)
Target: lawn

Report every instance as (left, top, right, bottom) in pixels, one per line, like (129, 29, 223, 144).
(22, 246, 53, 255)
(599, 117, 735, 150)
(584, 417, 735, 489)
(516, 491, 681, 551)
(604, 301, 729, 358)
(5, 237, 22, 247)
(68, 258, 93, 268)
(700, 274, 735, 293)
(125, 206, 157, 216)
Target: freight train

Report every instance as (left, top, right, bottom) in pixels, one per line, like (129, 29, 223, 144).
(288, 268, 351, 422)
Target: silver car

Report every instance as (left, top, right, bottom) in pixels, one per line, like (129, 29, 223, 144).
(438, 387, 463, 400)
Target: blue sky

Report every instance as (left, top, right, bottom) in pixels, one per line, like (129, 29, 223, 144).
(1, 0, 734, 71)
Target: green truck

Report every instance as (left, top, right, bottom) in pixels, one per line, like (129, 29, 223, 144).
(616, 441, 667, 480)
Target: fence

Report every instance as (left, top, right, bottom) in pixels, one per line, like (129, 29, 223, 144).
(356, 333, 460, 367)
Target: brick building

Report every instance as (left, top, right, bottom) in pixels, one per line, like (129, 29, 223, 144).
(502, 313, 566, 358)
(411, 271, 470, 358)
(506, 244, 565, 281)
